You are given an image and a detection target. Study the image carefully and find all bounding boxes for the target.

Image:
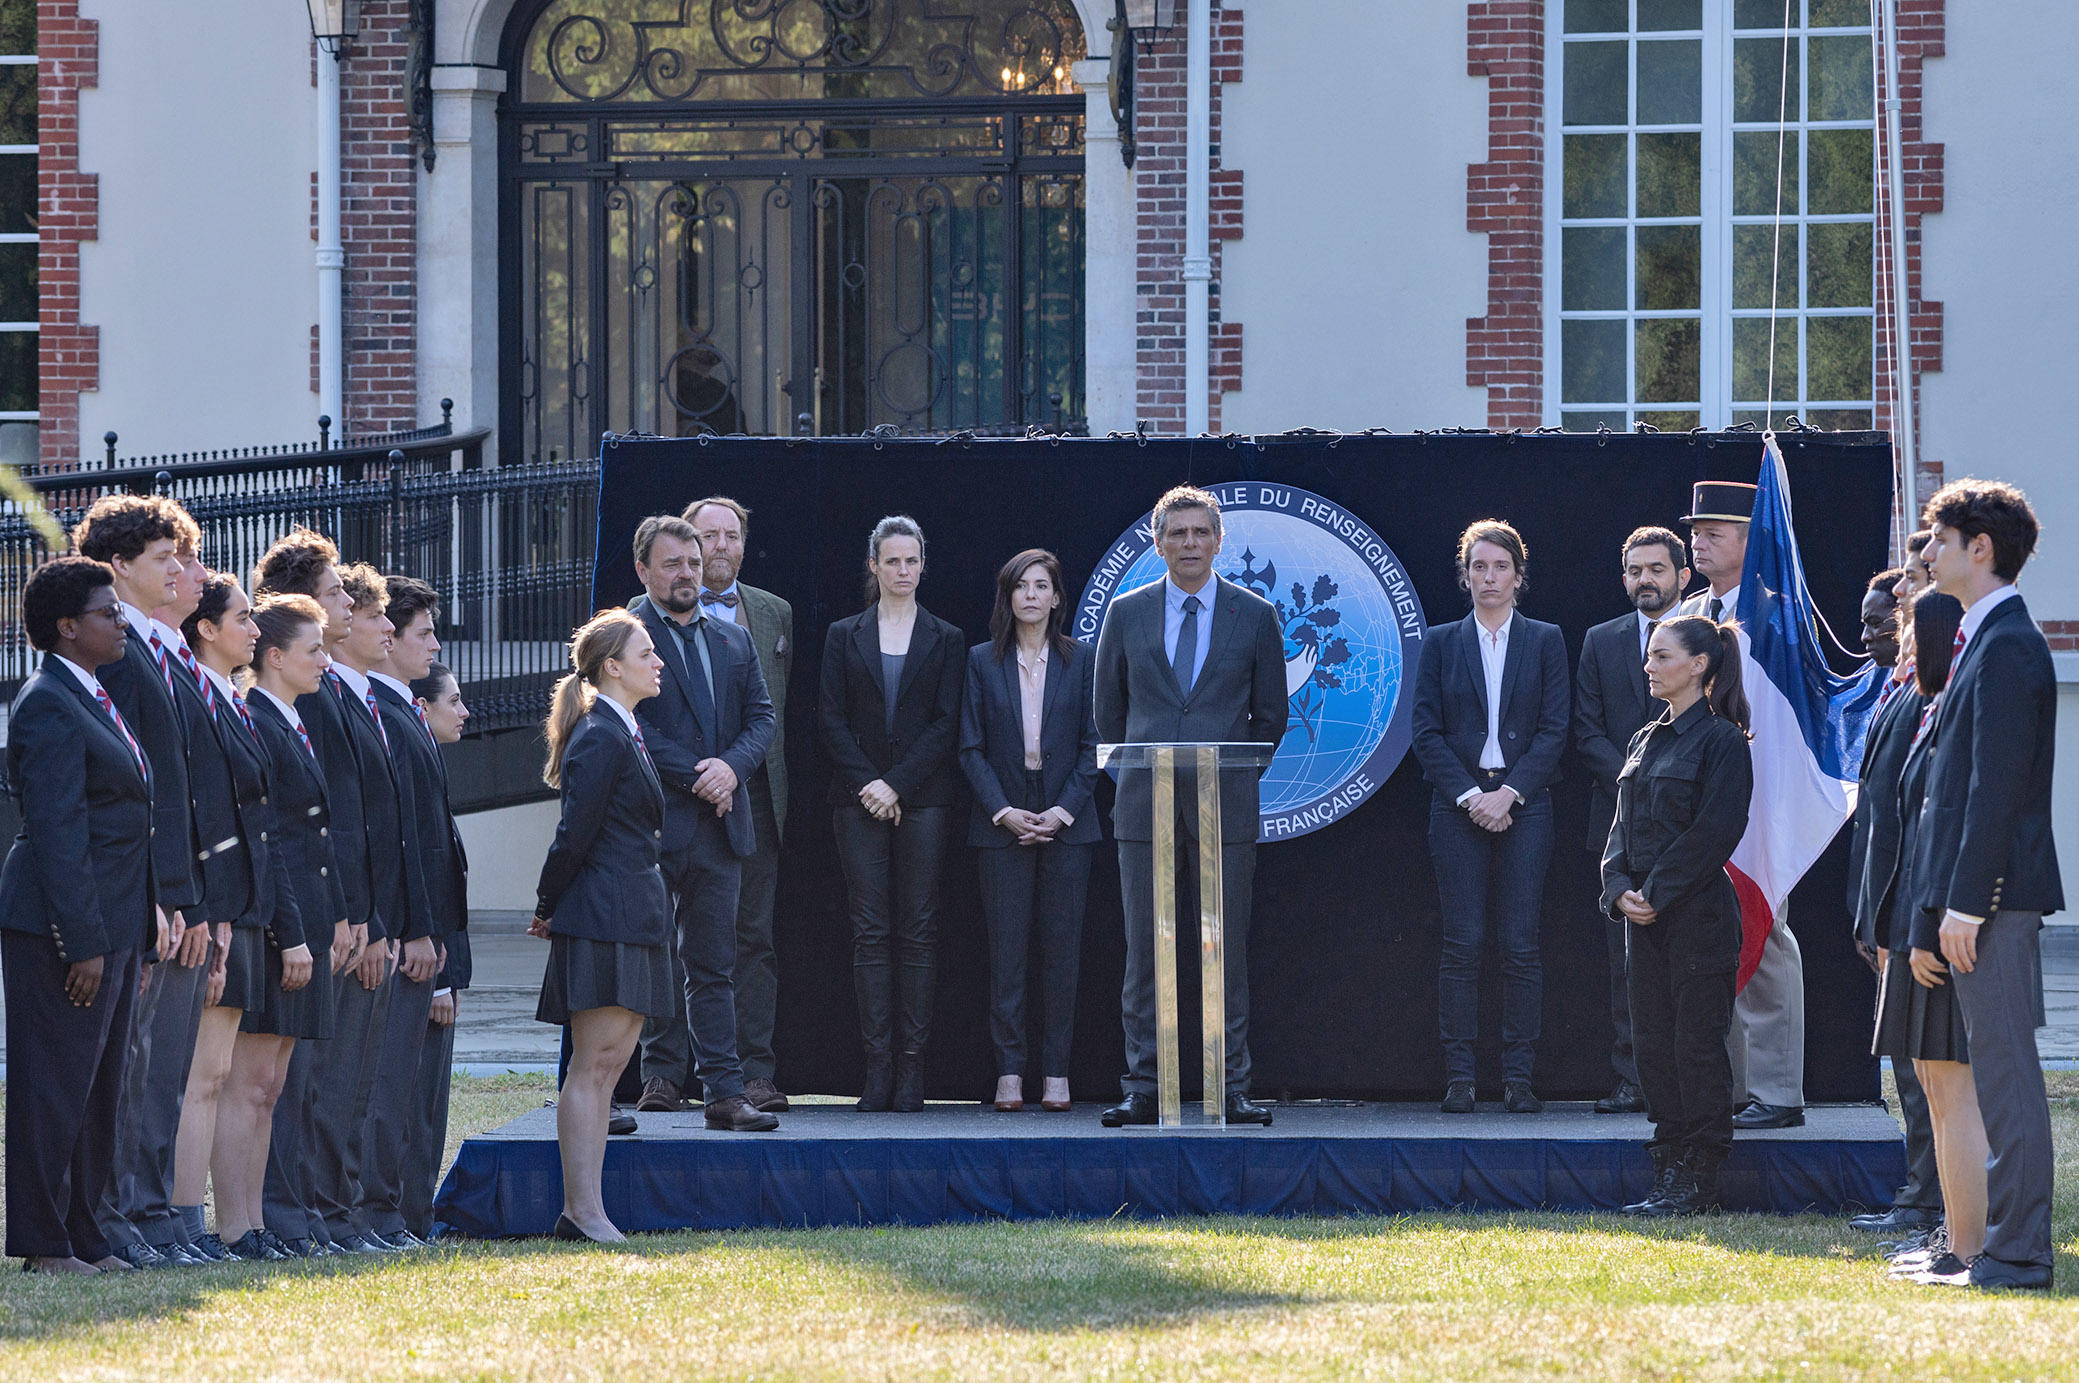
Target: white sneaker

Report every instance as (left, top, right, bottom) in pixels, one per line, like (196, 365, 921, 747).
(1907, 1253, 1975, 1287)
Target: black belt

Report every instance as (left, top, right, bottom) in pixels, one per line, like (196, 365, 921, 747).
(1473, 767, 1508, 787)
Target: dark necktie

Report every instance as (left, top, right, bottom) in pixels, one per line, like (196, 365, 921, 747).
(1708, 596, 1724, 624)
(630, 720, 656, 774)
(146, 628, 178, 697)
(175, 642, 218, 720)
(229, 687, 256, 736)
(1172, 595, 1201, 697)
(362, 686, 391, 752)
(94, 686, 149, 777)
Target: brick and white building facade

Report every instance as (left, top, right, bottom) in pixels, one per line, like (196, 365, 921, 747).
(30, 0, 2079, 885)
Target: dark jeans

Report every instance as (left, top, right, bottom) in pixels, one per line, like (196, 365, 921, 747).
(978, 770, 1093, 1078)
(640, 815, 746, 1103)
(1429, 790, 1552, 1085)
(833, 803, 949, 1054)
(3, 934, 138, 1261)
(733, 784, 782, 1084)
(1117, 832, 1255, 1098)
(1627, 920, 1736, 1157)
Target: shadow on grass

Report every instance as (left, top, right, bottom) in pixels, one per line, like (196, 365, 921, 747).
(0, 1253, 407, 1343)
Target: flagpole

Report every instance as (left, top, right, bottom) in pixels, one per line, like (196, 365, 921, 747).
(1879, 0, 1919, 538)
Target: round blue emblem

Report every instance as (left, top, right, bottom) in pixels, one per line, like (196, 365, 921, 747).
(1074, 483, 1428, 841)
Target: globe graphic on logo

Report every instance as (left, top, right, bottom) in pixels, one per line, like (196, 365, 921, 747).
(1076, 485, 1426, 839)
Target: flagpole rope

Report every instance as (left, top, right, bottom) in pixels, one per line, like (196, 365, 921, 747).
(1763, 0, 1795, 430)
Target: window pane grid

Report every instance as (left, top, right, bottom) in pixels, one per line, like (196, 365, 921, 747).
(1551, 0, 1873, 429)
(0, 0, 29, 439)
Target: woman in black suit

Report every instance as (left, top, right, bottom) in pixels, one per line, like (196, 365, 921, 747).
(530, 608, 675, 1244)
(1411, 519, 1570, 1115)
(820, 515, 964, 1112)
(959, 549, 1101, 1112)
(1877, 592, 1990, 1279)
(2, 557, 154, 1274)
(226, 594, 337, 1260)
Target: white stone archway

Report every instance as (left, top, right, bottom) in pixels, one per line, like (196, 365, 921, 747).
(423, 0, 1131, 449)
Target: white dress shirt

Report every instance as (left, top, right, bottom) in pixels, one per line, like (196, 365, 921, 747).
(1476, 616, 1510, 770)
(250, 684, 310, 738)
(596, 690, 641, 737)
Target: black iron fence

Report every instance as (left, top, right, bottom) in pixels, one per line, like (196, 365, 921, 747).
(1, 410, 601, 741)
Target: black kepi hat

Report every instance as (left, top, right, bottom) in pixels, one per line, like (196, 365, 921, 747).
(1682, 481, 1756, 525)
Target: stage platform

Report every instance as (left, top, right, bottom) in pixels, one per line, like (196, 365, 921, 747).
(432, 1101, 1907, 1237)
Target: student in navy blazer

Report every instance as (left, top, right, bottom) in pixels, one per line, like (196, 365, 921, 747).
(1909, 481, 2064, 1291)
(530, 609, 680, 1244)
(959, 550, 1101, 1113)
(1411, 519, 1570, 1114)
(1, 558, 155, 1274)
(820, 516, 965, 1113)
(626, 515, 778, 1133)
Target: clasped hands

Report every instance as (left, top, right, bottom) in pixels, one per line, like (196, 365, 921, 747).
(860, 777, 902, 825)
(1616, 889, 1658, 926)
(1464, 787, 1516, 833)
(999, 808, 1062, 848)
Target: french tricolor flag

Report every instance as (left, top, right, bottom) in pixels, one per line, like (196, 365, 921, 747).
(1727, 436, 1887, 988)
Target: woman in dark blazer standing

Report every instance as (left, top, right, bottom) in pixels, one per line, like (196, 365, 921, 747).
(1411, 518, 1570, 1115)
(820, 515, 964, 1113)
(224, 594, 336, 1260)
(959, 549, 1101, 1113)
(530, 608, 676, 1244)
(1, 557, 154, 1274)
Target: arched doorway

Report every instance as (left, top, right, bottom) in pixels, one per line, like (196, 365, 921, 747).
(501, 0, 1088, 460)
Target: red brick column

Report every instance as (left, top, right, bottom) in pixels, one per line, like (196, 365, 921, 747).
(37, 0, 96, 468)
(1131, 5, 1243, 433)
(335, 1, 419, 434)
(1466, 0, 1544, 431)
(1874, 0, 1944, 506)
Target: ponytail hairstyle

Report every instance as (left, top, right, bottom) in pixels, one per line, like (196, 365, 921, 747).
(1910, 591, 1965, 698)
(181, 569, 240, 648)
(1659, 613, 1751, 734)
(543, 608, 647, 788)
(862, 514, 925, 606)
(248, 594, 326, 687)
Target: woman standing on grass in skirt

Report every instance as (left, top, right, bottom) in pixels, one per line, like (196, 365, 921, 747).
(530, 608, 676, 1245)
(1601, 614, 1754, 1218)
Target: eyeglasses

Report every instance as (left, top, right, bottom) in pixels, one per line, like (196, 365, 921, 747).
(82, 604, 127, 626)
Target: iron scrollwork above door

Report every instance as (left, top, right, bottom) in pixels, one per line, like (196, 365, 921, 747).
(522, 0, 1087, 105)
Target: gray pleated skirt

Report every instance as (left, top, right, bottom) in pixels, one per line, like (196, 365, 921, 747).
(240, 939, 336, 1040)
(536, 933, 676, 1025)
(215, 926, 268, 1013)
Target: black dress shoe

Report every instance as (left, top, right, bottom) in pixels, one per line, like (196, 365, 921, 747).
(1101, 1092, 1157, 1127)
(150, 1240, 210, 1267)
(330, 1233, 394, 1256)
(704, 1094, 780, 1132)
(744, 1077, 791, 1113)
(383, 1229, 432, 1251)
(1731, 1102, 1804, 1130)
(1440, 1081, 1476, 1114)
(1848, 1205, 1940, 1234)
(109, 1242, 170, 1270)
(1503, 1082, 1543, 1114)
(607, 1106, 639, 1136)
(1968, 1256, 2054, 1292)
(191, 1233, 235, 1263)
(552, 1213, 611, 1244)
(224, 1230, 289, 1262)
(1223, 1093, 1273, 1125)
(1594, 1081, 1646, 1114)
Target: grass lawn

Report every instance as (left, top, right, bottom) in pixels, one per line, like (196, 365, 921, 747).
(3, 1074, 2079, 1380)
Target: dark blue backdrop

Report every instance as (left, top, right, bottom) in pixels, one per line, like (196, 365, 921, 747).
(589, 430, 1893, 1103)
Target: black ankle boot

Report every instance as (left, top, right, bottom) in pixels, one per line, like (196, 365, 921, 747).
(892, 1052, 925, 1112)
(857, 1056, 895, 1112)
(1623, 1145, 1679, 1215)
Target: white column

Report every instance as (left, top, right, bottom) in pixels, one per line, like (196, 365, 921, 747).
(316, 48, 344, 429)
(1075, 55, 1136, 436)
(420, 65, 508, 446)
(1183, 0, 1211, 435)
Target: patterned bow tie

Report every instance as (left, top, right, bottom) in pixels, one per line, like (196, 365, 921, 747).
(702, 589, 740, 608)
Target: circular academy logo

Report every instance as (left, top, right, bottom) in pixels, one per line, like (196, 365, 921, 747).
(1074, 483, 1427, 841)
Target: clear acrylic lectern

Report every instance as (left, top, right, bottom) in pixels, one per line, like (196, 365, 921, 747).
(1097, 741, 1277, 1128)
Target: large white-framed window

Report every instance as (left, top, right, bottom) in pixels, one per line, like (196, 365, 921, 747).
(1546, 0, 1875, 432)
(0, 0, 34, 465)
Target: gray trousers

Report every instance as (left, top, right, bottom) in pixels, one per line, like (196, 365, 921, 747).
(401, 1007, 456, 1239)
(734, 786, 782, 1085)
(97, 950, 209, 1248)
(1893, 1057, 1942, 1211)
(1953, 910, 2053, 1272)
(1117, 834, 1255, 1098)
(1729, 904, 1804, 1107)
(356, 966, 435, 1235)
(262, 1037, 320, 1240)
(640, 819, 747, 1103)
(308, 963, 393, 1238)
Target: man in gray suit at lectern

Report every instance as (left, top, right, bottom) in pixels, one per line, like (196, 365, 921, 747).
(1094, 484, 1287, 1128)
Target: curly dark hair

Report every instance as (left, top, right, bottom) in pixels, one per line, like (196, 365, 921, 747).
(181, 570, 243, 648)
(1921, 478, 2039, 581)
(71, 495, 197, 564)
(252, 527, 341, 599)
(23, 555, 115, 651)
(336, 562, 388, 613)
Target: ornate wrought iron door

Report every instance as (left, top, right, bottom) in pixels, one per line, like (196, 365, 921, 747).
(503, 0, 1087, 461)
